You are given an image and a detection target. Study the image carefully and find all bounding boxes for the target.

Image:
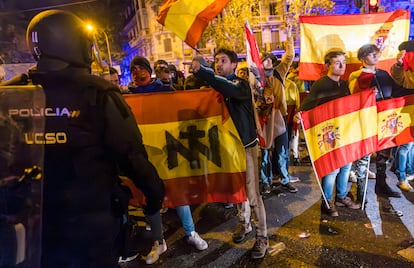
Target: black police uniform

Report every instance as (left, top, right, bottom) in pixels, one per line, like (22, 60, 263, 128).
(28, 70, 165, 268)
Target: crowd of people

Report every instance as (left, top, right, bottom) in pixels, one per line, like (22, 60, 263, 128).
(2, 8, 413, 268)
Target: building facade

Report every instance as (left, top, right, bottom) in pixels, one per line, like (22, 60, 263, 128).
(119, 0, 414, 84)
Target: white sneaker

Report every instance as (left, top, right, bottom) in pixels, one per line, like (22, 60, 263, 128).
(187, 231, 208, 250)
(118, 252, 139, 264)
(406, 174, 414, 181)
(348, 170, 357, 183)
(146, 239, 167, 264)
(368, 170, 376, 179)
(289, 175, 300, 183)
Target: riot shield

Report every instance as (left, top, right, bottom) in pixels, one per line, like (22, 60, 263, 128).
(0, 85, 44, 268)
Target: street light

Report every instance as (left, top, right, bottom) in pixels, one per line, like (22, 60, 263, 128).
(86, 23, 112, 67)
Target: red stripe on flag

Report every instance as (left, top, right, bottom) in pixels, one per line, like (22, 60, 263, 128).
(301, 90, 376, 130)
(156, 0, 177, 25)
(122, 173, 247, 208)
(376, 95, 412, 112)
(299, 10, 409, 26)
(163, 173, 246, 207)
(124, 88, 231, 124)
(298, 59, 396, 81)
(403, 51, 414, 72)
(377, 94, 414, 150)
(245, 22, 265, 83)
(313, 137, 377, 179)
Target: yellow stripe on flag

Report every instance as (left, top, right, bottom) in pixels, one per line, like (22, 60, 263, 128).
(164, 1, 215, 41)
(124, 89, 247, 207)
(299, 10, 410, 81)
(157, 0, 230, 47)
(140, 115, 246, 180)
(305, 106, 377, 161)
(378, 104, 414, 140)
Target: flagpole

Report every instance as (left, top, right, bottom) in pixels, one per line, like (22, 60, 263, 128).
(298, 112, 331, 209)
(361, 157, 370, 210)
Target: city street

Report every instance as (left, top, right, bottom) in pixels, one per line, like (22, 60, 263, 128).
(120, 163, 414, 268)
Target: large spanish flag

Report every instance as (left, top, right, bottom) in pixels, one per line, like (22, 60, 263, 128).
(124, 88, 246, 208)
(377, 94, 414, 151)
(157, 0, 230, 48)
(299, 10, 410, 81)
(300, 90, 377, 179)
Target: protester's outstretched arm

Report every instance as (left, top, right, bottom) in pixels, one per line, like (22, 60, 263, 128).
(192, 63, 250, 100)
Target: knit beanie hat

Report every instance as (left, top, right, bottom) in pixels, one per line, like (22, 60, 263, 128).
(130, 55, 152, 74)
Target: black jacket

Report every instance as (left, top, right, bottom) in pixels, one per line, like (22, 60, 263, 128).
(194, 66, 258, 147)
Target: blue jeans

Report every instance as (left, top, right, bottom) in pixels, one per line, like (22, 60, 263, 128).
(260, 148, 272, 185)
(176, 205, 194, 236)
(409, 145, 414, 175)
(321, 163, 352, 201)
(272, 131, 290, 185)
(395, 142, 414, 181)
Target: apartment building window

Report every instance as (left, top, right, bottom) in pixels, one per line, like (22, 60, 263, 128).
(269, 2, 277, 16)
(164, 38, 172, 52)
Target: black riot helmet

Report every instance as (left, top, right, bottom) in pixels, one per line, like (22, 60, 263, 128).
(26, 9, 94, 72)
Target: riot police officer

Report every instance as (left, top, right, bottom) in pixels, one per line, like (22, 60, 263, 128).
(25, 10, 165, 267)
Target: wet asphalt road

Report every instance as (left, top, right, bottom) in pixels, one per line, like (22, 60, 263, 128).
(120, 164, 414, 268)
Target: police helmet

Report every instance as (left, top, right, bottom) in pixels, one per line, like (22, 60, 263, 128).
(26, 10, 93, 71)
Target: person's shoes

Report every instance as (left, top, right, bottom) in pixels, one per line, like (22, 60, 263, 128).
(289, 175, 301, 183)
(232, 222, 253, 243)
(321, 201, 339, 217)
(223, 203, 234, 209)
(348, 170, 357, 183)
(335, 196, 361, 209)
(187, 231, 208, 250)
(262, 183, 271, 194)
(397, 180, 414, 192)
(293, 157, 301, 166)
(375, 183, 401, 198)
(145, 239, 167, 264)
(118, 252, 139, 264)
(368, 170, 376, 179)
(281, 182, 298, 193)
(251, 236, 268, 259)
(406, 174, 414, 181)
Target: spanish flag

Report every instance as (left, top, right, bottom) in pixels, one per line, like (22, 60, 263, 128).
(377, 94, 414, 151)
(157, 0, 230, 48)
(300, 90, 377, 179)
(299, 10, 410, 81)
(124, 88, 246, 208)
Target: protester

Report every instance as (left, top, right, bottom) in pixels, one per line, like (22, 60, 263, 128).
(390, 40, 414, 89)
(284, 76, 301, 166)
(259, 23, 299, 194)
(127, 56, 170, 93)
(128, 55, 208, 259)
(104, 66, 120, 86)
(192, 49, 268, 259)
(236, 61, 249, 81)
(168, 63, 184, 90)
(154, 59, 175, 90)
(25, 10, 165, 267)
(300, 48, 361, 216)
(389, 40, 414, 192)
(348, 44, 413, 201)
